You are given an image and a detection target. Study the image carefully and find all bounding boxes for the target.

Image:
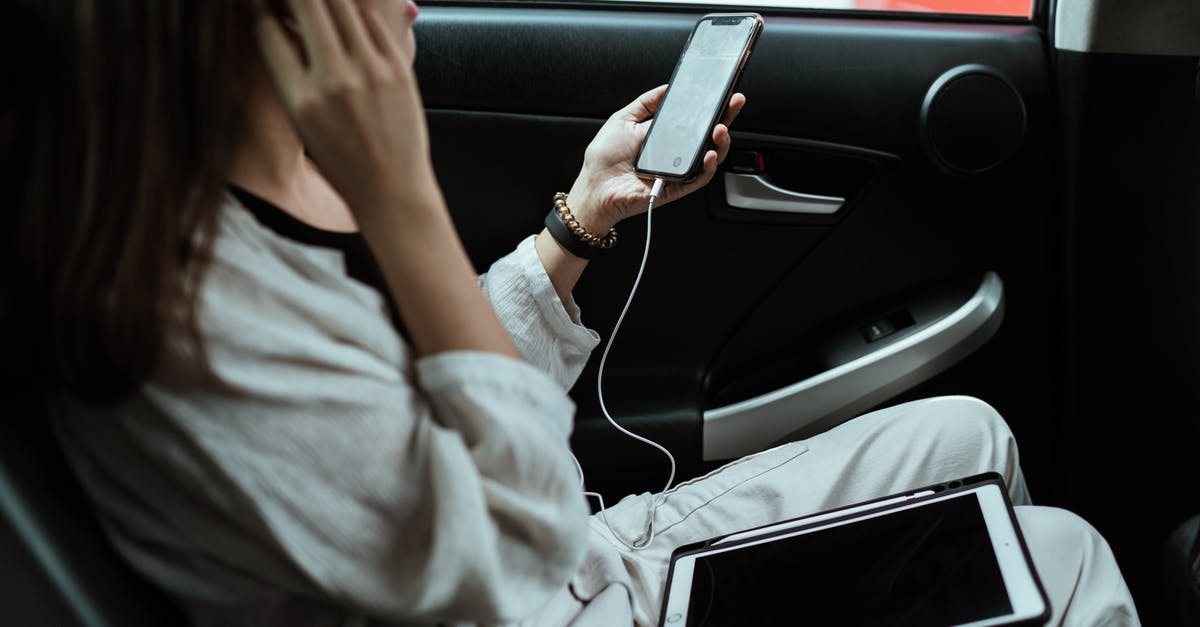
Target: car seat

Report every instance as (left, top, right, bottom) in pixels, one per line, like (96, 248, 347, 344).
(1161, 513, 1200, 626)
(0, 393, 183, 626)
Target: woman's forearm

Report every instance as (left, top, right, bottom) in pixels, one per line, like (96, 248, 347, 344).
(358, 190, 519, 359)
(533, 229, 590, 304)
(256, 0, 518, 360)
(532, 183, 616, 303)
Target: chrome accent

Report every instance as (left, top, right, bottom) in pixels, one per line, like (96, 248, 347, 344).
(703, 272, 1005, 461)
(723, 172, 845, 215)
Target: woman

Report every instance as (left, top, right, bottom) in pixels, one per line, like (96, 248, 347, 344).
(6, 0, 1139, 625)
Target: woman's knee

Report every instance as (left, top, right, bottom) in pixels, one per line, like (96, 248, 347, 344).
(861, 396, 1023, 489)
(1016, 506, 1140, 626)
(812, 395, 1024, 499)
(883, 396, 1016, 463)
(1017, 506, 1094, 562)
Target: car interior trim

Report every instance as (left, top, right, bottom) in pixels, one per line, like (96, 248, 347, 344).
(703, 272, 1005, 461)
(1054, 0, 1200, 56)
(723, 172, 845, 215)
(0, 466, 101, 624)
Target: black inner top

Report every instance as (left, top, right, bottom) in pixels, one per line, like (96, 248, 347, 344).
(228, 185, 408, 339)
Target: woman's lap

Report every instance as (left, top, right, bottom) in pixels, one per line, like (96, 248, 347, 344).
(579, 395, 1138, 625)
(592, 395, 1031, 619)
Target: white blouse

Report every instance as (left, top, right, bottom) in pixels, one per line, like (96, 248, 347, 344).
(54, 198, 620, 626)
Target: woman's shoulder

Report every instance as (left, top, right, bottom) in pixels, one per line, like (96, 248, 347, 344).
(179, 196, 406, 376)
(213, 194, 349, 277)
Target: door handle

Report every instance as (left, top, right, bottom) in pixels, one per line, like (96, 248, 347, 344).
(724, 172, 845, 215)
(702, 272, 1005, 461)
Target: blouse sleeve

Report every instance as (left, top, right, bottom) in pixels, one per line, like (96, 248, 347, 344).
(479, 235, 601, 390)
(66, 209, 593, 624)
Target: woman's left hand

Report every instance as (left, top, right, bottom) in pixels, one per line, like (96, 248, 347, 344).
(564, 85, 746, 233)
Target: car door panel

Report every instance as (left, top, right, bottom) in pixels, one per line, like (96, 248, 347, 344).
(416, 5, 1056, 501)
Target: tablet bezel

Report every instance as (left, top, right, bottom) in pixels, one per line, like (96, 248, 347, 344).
(659, 483, 1047, 627)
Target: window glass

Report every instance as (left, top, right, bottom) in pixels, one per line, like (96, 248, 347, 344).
(619, 0, 1032, 18)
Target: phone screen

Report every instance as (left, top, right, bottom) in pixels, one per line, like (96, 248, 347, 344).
(636, 16, 758, 180)
(683, 493, 1012, 626)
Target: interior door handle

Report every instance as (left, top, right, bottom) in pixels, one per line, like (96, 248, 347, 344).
(724, 172, 845, 215)
(702, 272, 1005, 461)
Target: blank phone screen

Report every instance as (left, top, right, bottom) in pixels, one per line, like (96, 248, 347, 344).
(637, 17, 756, 178)
(685, 493, 1012, 626)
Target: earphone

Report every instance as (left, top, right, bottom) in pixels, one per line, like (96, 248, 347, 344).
(573, 177, 675, 551)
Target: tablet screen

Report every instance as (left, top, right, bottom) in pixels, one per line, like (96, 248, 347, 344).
(684, 493, 1010, 626)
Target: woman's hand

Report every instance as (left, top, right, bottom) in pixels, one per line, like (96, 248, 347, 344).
(565, 85, 747, 233)
(255, 0, 436, 218)
(256, 0, 519, 359)
(532, 85, 745, 303)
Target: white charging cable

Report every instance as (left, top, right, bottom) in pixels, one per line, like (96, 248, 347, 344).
(574, 177, 675, 551)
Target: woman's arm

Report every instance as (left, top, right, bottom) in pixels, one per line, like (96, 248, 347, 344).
(534, 86, 746, 302)
(247, 6, 588, 619)
(73, 212, 594, 622)
(257, 0, 516, 359)
(476, 90, 745, 386)
(480, 90, 746, 386)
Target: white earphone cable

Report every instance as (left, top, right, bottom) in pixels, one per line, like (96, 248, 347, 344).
(574, 178, 672, 551)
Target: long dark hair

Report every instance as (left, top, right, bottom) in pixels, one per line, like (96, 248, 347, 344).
(3, 1, 258, 404)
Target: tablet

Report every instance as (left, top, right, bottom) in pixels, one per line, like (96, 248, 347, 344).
(659, 477, 1048, 626)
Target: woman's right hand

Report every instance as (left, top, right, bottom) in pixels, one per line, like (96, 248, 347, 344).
(256, 0, 519, 359)
(255, 0, 436, 219)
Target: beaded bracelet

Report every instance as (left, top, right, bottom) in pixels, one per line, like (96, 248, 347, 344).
(543, 192, 618, 260)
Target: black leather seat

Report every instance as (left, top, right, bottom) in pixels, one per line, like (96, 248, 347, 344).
(0, 392, 183, 626)
(1161, 513, 1200, 626)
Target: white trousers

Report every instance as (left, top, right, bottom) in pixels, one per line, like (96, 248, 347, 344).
(551, 396, 1140, 626)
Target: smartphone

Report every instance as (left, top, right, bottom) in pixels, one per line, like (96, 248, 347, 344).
(635, 13, 763, 183)
(659, 481, 1049, 627)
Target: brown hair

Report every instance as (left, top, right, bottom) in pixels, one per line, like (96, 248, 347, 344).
(3, 1, 258, 404)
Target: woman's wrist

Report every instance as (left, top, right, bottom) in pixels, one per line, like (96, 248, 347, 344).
(536, 181, 608, 302)
(565, 178, 618, 234)
(535, 228, 589, 302)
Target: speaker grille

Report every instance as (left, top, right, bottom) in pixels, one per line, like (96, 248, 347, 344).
(921, 66, 1027, 175)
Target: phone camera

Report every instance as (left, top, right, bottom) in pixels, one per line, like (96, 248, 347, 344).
(673, 157, 683, 167)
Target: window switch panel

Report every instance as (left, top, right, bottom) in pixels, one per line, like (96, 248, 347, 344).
(862, 318, 897, 343)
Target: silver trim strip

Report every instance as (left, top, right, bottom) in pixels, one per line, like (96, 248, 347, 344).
(703, 272, 1005, 461)
(723, 172, 845, 215)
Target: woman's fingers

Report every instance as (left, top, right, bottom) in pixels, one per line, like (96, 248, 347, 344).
(256, 15, 309, 105)
(618, 84, 669, 123)
(288, 0, 346, 71)
(363, 6, 407, 62)
(624, 88, 743, 126)
(586, 90, 745, 214)
(698, 150, 720, 186)
(325, 0, 374, 59)
(722, 93, 747, 127)
(657, 150, 717, 206)
(712, 123, 732, 165)
(696, 96, 741, 190)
